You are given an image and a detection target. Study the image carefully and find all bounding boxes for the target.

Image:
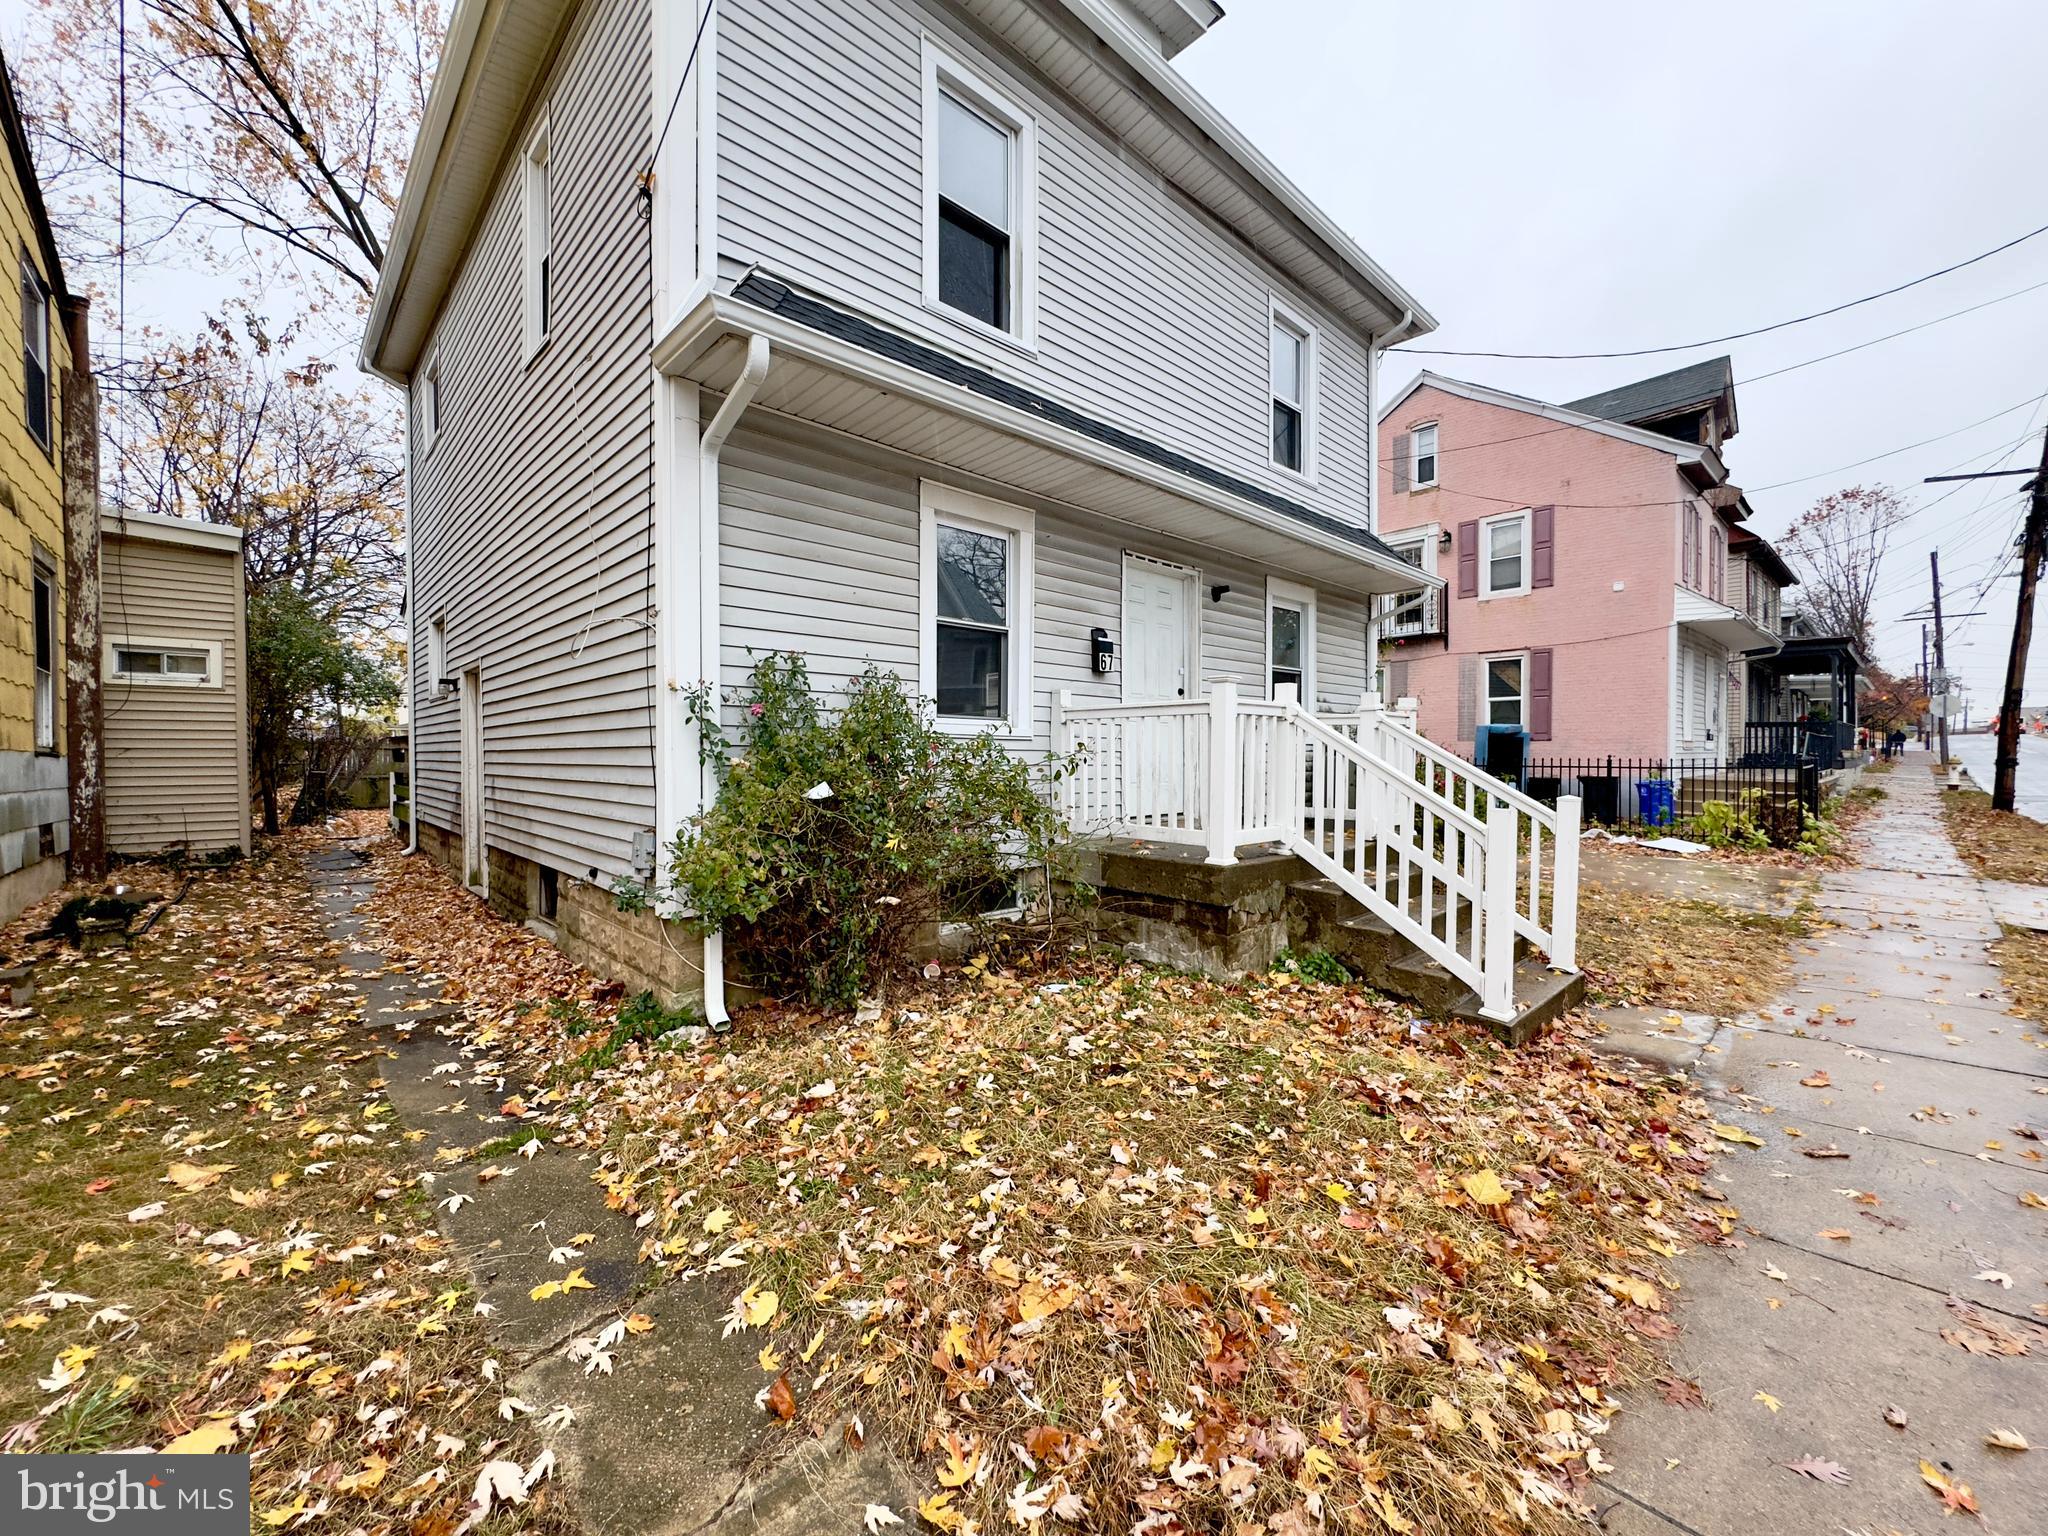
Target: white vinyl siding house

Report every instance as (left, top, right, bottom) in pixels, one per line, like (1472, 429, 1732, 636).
(366, 0, 1437, 1007)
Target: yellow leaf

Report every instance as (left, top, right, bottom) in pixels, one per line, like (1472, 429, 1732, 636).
(1016, 1280, 1075, 1322)
(561, 1267, 595, 1294)
(799, 1327, 827, 1364)
(936, 1433, 981, 1487)
(337, 1452, 391, 1494)
(1300, 1446, 1337, 1483)
(1324, 1182, 1351, 1205)
(1376, 1490, 1416, 1534)
(1753, 1391, 1781, 1413)
(259, 1496, 308, 1527)
(161, 1418, 239, 1455)
(279, 1249, 314, 1278)
(1426, 1395, 1465, 1434)
(758, 1342, 782, 1373)
(959, 1130, 984, 1156)
(738, 1284, 780, 1328)
(626, 1312, 654, 1334)
(1598, 1273, 1661, 1310)
(1713, 1124, 1766, 1148)
(703, 1207, 734, 1234)
(2020, 1190, 2048, 1210)
(210, 1339, 253, 1368)
(165, 1161, 234, 1192)
(1461, 1170, 1511, 1206)
(917, 1491, 963, 1532)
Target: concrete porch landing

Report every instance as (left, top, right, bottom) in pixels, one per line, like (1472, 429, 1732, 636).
(1064, 836, 1583, 1043)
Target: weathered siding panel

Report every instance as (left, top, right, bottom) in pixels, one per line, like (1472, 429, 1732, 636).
(715, 0, 1378, 529)
(717, 422, 1371, 751)
(100, 535, 247, 854)
(406, 0, 656, 884)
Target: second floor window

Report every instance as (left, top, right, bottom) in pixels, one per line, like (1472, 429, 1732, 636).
(924, 47, 1035, 344)
(420, 353, 442, 449)
(1483, 511, 1528, 597)
(523, 120, 552, 355)
(21, 256, 50, 450)
(1269, 303, 1315, 475)
(1412, 423, 1438, 487)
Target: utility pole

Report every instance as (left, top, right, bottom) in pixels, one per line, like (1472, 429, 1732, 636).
(1921, 624, 1930, 744)
(1992, 428, 2048, 811)
(1931, 550, 1951, 767)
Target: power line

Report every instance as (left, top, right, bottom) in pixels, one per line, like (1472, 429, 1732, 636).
(1388, 217, 2048, 360)
(1736, 275, 2048, 388)
(1747, 392, 2048, 492)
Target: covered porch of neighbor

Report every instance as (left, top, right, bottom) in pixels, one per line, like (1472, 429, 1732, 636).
(1742, 634, 1867, 767)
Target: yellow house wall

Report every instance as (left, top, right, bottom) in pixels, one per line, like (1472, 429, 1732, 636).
(0, 139, 67, 762)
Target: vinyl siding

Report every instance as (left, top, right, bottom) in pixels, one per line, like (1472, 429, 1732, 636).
(100, 535, 247, 854)
(717, 420, 1371, 752)
(406, 0, 656, 884)
(714, 0, 1379, 530)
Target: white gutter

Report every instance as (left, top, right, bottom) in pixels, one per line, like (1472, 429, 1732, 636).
(691, 333, 772, 1030)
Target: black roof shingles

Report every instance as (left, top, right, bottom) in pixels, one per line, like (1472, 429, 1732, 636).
(1564, 356, 1732, 429)
(731, 273, 1407, 566)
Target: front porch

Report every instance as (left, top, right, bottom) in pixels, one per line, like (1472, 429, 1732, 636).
(1743, 634, 1867, 768)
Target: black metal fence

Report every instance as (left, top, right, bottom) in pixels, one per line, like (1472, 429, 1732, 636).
(1741, 720, 1851, 769)
(1522, 755, 1821, 840)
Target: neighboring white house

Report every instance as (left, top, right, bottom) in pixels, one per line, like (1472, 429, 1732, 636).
(362, 0, 1460, 1013)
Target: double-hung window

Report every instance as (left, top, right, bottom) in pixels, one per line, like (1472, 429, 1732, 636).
(1267, 579, 1316, 703)
(1269, 300, 1315, 476)
(1481, 511, 1529, 598)
(1411, 423, 1439, 488)
(923, 45, 1036, 343)
(420, 352, 442, 449)
(1485, 653, 1526, 728)
(523, 119, 552, 356)
(21, 255, 50, 451)
(31, 561, 54, 750)
(921, 483, 1033, 734)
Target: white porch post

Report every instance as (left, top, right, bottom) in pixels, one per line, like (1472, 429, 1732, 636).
(1205, 680, 1240, 865)
(1550, 794, 1581, 971)
(1480, 795, 1518, 1021)
(1051, 690, 1073, 826)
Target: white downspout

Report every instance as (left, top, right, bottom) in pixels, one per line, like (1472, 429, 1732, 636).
(402, 387, 419, 855)
(692, 333, 771, 1029)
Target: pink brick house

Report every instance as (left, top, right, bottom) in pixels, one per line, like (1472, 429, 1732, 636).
(1373, 358, 1791, 767)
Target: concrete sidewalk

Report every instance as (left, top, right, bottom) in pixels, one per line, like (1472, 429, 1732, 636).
(1596, 767, 2048, 1534)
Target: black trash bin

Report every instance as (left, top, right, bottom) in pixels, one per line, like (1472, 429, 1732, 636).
(1579, 775, 1620, 826)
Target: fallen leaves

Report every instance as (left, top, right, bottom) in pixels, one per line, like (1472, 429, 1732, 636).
(160, 1418, 239, 1455)
(1782, 1456, 1850, 1485)
(526, 1267, 595, 1303)
(1919, 1460, 1981, 1517)
(1753, 1391, 1783, 1413)
(1985, 1428, 2029, 1452)
(1713, 1123, 1767, 1148)
(1459, 1169, 1511, 1206)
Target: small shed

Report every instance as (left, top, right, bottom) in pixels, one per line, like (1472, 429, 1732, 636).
(99, 511, 250, 856)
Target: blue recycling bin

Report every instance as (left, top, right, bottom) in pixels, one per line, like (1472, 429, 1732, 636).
(1635, 777, 1676, 827)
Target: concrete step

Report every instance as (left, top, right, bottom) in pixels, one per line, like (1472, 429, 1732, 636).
(1285, 876, 1578, 1045)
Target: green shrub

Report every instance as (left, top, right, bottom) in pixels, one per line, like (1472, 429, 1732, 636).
(655, 655, 1069, 1009)
(571, 990, 700, 1074)
(1687, 796, 1771, 851)
(1274, 947, 1351, 986)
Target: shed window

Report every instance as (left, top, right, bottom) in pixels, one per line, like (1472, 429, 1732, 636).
(106, 635, 221, 688)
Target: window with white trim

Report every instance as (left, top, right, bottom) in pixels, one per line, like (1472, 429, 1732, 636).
(1411, 422, 1438, 488)
(1383, 533, 1437, 637)
(420, 353, 442, 449)
(922, 44, 1036, 343)
(21, 255, 50, 451)
(32, 560, 55, 749)
(427, 617, 447, 689)
(1269, 300, 1315, 476)
(1485, 653, 1526, 728)
(1481, 510, 1529, 598)
(1267, 579, 1317, 703)
(523, 119, 552, 355)
(105, 634, 221, 688)
(921, 483, 1033, 734)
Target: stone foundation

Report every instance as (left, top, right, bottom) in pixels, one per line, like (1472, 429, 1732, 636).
(1062, 840, 1307, 978)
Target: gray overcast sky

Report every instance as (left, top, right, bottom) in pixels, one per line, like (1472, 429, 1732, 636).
(6, 1, 2047, 706)
(1179, 0, 2048, 710)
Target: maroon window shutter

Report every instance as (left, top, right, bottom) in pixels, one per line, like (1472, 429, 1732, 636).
(1529, 648, 1553, 740)
(1531, 505, 1555, 588)
(1681, 507, 1694, 588)
(1456, 520, 1478, 597)
(1391, 433, 1411, 494)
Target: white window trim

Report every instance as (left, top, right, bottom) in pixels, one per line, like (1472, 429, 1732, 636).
(522, 113, 553, 361)
(31, 559, 55, 750)
(1410, 421, 1439, 489)
(419, 350, 442, 452)
(21, 255, 49, 451)
(1267, 294, 1318, 483)
(1119, 552, 1202, 706)
(920, 37, 1039, 353)
(1381, 525, 1439, 637)
(920, 480, 1035, 739)
(104, 634, 224, 690)
(1483, 650, 1529, 730)
(1478, 509, 1531, 600)
(1265, 576, 1317, 707)
(427, 617, 448, 693)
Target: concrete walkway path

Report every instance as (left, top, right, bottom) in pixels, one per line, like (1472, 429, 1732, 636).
(1596, 766, 2048, 1534)
(302, 835, 918, 1536)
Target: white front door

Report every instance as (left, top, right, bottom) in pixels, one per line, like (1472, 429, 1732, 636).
(1123, 557, 1191, 701)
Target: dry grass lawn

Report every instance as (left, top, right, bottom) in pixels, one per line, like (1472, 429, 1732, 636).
(1576, 884, 1812, 1013)
(1943, 788, 2048, 886)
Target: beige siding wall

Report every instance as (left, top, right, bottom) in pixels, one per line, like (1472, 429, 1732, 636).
(406, 0, 655, 885)
(101, 534, 248, 854)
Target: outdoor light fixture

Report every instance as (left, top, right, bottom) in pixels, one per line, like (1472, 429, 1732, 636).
(1210, 583, 1232, 603)
(1439, 529, 1454, 550)
(437, 677, 458, 694)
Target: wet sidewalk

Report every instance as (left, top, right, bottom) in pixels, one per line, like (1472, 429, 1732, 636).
(1596, 768, 2048, 1533)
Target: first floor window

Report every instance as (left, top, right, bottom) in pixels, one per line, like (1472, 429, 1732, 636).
(106, 635, 219, 687)
(1412, 422, 1438, 487)
(1268, 580, 1316, 702)
(31, 564, 54, 750)
(1486, 654, 1525, 727)
(923, 484, 1033, 732)
(1484, 513, 1527, 596)
(1386, 537, 1431, 633)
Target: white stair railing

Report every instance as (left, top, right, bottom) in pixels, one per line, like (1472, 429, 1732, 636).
(1054, 686, 1581, 1023)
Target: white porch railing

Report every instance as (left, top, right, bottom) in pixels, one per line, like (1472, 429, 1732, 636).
(1053, 684, 1580, 1023)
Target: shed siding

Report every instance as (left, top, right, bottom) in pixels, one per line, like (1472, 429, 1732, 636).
(406, 0, 656, 884)
(715, 0, 1378, 530)
(717, 422, 1370, 751)
(100, 536, 246, 854)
